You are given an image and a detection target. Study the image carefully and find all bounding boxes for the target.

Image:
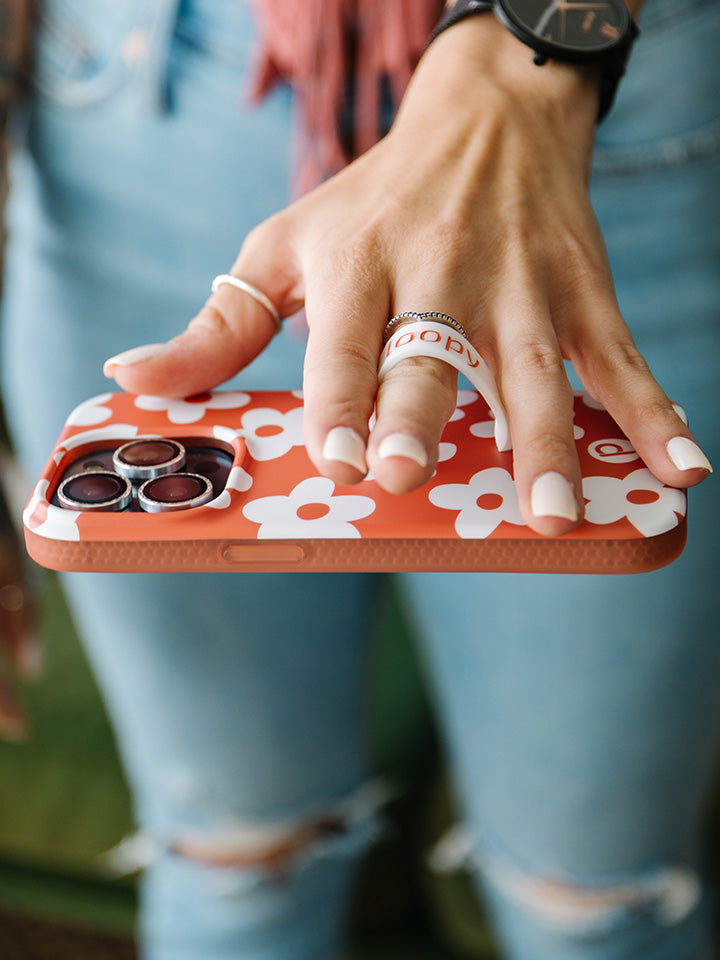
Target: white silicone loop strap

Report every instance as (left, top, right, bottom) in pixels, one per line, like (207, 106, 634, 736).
(378, 319, 512, 451)
(211, 274, 282, 335)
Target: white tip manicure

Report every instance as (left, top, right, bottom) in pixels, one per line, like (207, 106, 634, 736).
(322, 427, 367, 474)
(103, 344, 167, 378)
(377, 432, 428, 467)
(667, 436, 713, 473)
(531, 472, 578, 521)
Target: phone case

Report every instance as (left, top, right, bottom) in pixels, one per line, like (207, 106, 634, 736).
(23, 389, 687, 574)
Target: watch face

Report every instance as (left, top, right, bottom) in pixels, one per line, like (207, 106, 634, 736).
(497, 0, 629, 56)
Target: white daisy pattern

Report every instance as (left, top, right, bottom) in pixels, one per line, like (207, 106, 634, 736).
(238, 407, 305, 461)
(207, 467, 254, 510)
(449, 389, 479, 422)
(429, 468, 524, 538)
(66, 393, 115, 427)
(23, 480, 81, 542)
(573, 411, 585, 440)
(583, 468, 686, 537)
(243, 477, 376, 539)
(54, 425, 140, 465)
(437, 442, 457, 463)
(134, 391, 251, 425)
(469, 417, 495, 440)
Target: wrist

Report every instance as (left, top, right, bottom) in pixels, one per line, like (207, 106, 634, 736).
(423, 0, 643, 127)
(401, 14, 600, 144)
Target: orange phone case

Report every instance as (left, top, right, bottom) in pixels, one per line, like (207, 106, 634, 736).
(23, 389, 687, 574)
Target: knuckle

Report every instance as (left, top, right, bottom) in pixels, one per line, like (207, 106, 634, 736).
(384, 355, 456, 391)
(187, 304, 235, 339)
(240, 215, 285, 257)
(506, 337, 567, 382)
(332, 396, 367, 422)
(524, 430, 576, 463)
(238, 224, 265, 259)
(632, 396, 674, 429)
(603, 337, 651, 379)
(312, 393, 373, 430)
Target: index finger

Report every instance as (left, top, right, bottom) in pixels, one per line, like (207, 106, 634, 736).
(103, 218, 304, 398)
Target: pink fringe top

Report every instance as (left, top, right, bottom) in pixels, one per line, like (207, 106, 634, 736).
(249, 0, 444, 193)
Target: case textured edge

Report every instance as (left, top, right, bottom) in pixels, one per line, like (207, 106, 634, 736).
(25, 520, 687, 575)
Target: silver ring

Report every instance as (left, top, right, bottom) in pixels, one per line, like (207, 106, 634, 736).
(383, 311, 469, 343)
(211, 274, 283, 335)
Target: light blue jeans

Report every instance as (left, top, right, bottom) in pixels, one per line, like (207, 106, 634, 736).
(2, 1, 720, 958)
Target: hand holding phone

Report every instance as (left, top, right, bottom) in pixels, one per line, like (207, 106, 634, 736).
(23, 386, 687, 574)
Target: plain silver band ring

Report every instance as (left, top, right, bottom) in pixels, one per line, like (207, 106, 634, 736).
(211, 274, 283, 335)
(383, 311, 469, 343)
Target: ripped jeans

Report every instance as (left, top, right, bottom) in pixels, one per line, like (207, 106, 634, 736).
(2, 0, 720, 958)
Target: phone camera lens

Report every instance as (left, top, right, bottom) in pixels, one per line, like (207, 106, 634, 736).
(113, 439, 186, 480)
(138, 473, 213, 513)
(58, 472, 133, 511)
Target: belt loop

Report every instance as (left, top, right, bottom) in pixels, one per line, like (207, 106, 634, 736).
(138, 0, 182, 113)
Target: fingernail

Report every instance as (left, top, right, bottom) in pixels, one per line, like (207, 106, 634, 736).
(377, 432, 428, 467)
(103, 343, 167, 378)
(322, 427, 367, 474)
(666, 436, 713, 473)
(531, 472, 578, 521)
(672, 403, 688, 426)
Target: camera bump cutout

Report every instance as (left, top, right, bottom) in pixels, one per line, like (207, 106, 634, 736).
(54, 438, 233, 513)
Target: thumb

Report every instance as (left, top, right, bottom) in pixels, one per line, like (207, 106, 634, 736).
(103, 219, 303, 398)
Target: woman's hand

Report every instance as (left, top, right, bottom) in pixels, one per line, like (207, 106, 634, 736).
(104, 15, 712, 537)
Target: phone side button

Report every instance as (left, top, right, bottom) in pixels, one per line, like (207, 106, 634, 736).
(221, 543, 306, 565)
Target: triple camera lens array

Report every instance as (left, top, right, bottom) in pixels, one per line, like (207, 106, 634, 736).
(57, 439, 215, 513)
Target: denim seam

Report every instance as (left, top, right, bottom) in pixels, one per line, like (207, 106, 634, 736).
(593, 117, 720, 177)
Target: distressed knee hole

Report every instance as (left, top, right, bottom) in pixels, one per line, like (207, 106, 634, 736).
(174, 814, 347, 871)
(428, 827, 702, 934)
(484, 859, 702, 932)
(101, 780, 393, 879)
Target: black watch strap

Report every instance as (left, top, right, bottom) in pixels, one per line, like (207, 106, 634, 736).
(428, 0, 493, 45)
(428, 0, 638, 123)
(593, 19, 639, 122)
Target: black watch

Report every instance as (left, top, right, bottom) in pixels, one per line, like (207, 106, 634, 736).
(429, 0, 639, 121)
